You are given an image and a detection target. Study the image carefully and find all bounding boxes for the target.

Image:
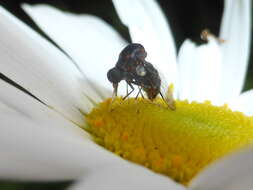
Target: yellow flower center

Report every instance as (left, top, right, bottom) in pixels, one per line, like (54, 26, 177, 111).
(86, 97, 253, 185)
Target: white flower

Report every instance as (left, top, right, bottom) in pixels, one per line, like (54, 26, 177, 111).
(0, 0, 252, 190)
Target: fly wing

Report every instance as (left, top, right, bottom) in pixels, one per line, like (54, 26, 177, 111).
(157, 68, 176, 110)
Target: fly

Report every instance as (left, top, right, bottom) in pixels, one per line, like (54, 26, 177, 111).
(107, 43, 175, 110)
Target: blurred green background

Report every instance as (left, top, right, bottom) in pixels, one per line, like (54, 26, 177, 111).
(0, 0, 252, 189)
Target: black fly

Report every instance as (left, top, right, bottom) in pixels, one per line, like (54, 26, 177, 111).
(107, 43, 175, 110)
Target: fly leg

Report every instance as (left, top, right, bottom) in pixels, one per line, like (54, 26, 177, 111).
(126, 82, 128, 95)
(108, 83, 119, 111)
(135, 86, 144, 99)
(159, 91, 176, 110)
(140, 88, 145, 98)
(135, 86, 141, 99)
(109, 83, 118, 105)
(122, 81, 135, 100)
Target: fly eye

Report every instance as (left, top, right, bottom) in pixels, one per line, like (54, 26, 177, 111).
(136, 65, 146, 76)
(107, 67, 122, 83)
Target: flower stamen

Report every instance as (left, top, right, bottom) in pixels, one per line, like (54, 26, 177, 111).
(86, 98, 253, 185)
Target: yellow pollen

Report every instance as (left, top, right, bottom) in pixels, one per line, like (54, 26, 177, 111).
(86, 97, 253, 185)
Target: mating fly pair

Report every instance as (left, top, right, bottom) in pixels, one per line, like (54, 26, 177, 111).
(107, 43, 176, 110)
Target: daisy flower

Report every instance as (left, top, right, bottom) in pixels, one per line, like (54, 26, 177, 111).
(0, 0, 252, 190)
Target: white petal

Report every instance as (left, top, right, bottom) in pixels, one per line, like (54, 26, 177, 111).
(0, 80, 87, 138)
(190, 147, 253, 190)
(219, 0, 251, 101)
(228, 89, 253, 116)
(0, 81, 147, 181)
(23, 4, 127, 96)
(112, 0, 178, 92)
(177, 39, 197, 100)
(0, 108, 123, 181)
(69, 164, 185, 190)
(0, 7, 99, 125)
(0, 81, 100, 180)
(178, 38, 222, 104)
